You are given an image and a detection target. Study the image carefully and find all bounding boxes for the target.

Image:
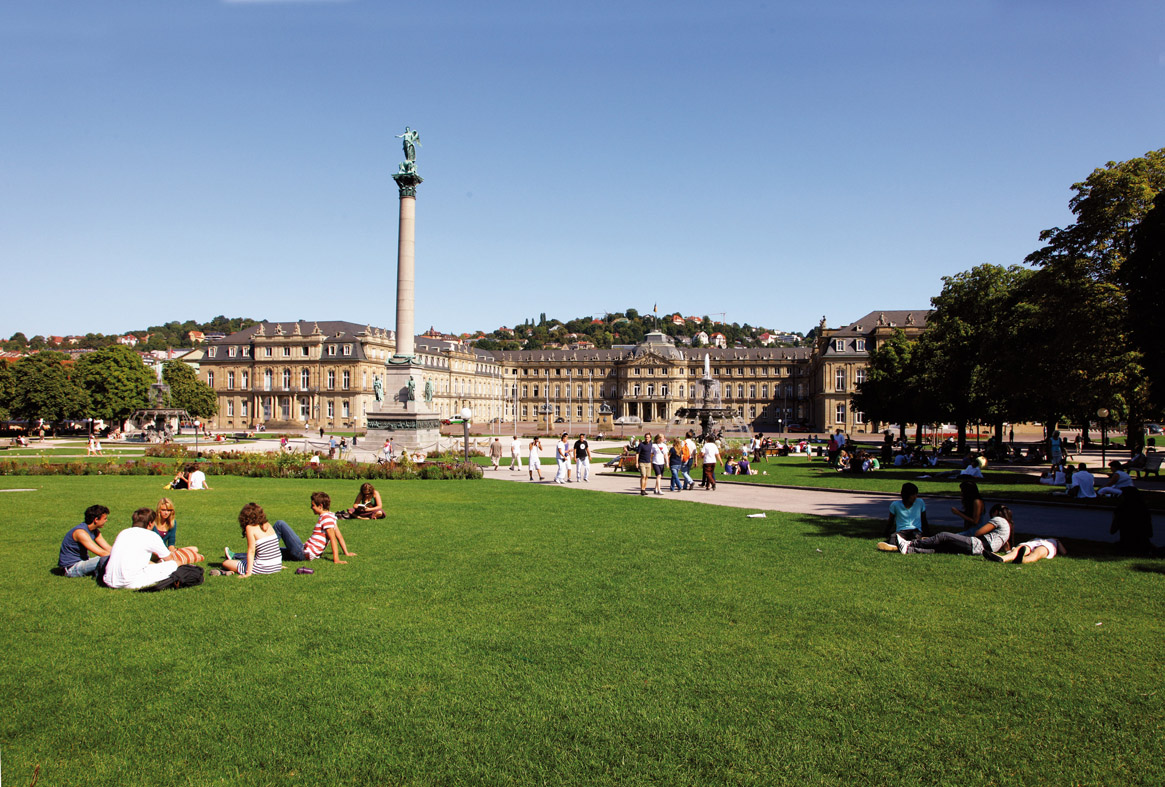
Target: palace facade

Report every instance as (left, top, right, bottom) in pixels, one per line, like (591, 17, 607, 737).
(200, 311, 927, 434)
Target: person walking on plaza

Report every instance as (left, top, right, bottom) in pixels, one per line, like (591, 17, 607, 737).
(573, 433, 591, 482)
(528, 437, 544, 481)
(700, 438, 721, 490)
(554, 433, 572, 483)
(489, 437, 504, 471)
(668, 438, 684, 492)
(682, 431, 698, 490)
(649, 433, 668, 495)
(636, 432, 654, 495)
(510, 436, 524, 471)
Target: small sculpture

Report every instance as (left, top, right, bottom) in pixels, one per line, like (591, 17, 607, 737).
(424, 379, 434, 404)
(396, 127, 421, 174)
(407, 377, 416, 401)
(373, 376, 384, 403)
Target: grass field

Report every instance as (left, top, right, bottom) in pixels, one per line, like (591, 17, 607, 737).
(1, 476, 1162, 786)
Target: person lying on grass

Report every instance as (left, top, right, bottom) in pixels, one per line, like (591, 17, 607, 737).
(896, 504, 1013, 557)
(222, 503, 283, 577)
(877, 483, 930, 551)
(986, 537, 1065, 564)
(58, 504, 112, 578)
(339, 483, 385, 520)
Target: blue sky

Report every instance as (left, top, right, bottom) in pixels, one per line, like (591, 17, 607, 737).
(2, 0, 1162, 340)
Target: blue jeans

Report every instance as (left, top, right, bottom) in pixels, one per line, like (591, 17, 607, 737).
(273, 519, 305, 562)
(65, 556, 101, 578)
(669, 462, 683, 491)
(681, 460, 694, 488)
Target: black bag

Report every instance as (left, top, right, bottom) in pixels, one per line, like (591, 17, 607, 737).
(93, 555, 111, 588)
(140, 564, 204, 592)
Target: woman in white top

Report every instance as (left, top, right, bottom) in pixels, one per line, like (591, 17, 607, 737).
(528, 437, 544, 481)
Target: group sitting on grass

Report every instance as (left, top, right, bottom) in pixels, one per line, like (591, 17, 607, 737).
(57, 489, 360, 591)
(877, 481, 1020, 559)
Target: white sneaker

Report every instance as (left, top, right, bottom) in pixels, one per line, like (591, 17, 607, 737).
(898, 536, 911, 554)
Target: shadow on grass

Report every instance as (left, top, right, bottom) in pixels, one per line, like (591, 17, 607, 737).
(1130, 561, 1165, 574)
(795, 513, 883, 541)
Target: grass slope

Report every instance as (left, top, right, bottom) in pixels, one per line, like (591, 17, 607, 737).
(1, 477, 1161, 786)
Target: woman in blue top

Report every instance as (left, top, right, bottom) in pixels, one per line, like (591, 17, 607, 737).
(877, 483, 930, 551)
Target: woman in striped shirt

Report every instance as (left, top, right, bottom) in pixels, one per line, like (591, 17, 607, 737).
(222, 503, 283, 577)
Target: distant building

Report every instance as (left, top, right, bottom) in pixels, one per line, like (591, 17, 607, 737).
(709, 333, 727, 349)
(187, 330, 206, 344)
(117, 335, 138, 347)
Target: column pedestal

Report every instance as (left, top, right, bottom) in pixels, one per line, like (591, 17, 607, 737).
(364, 362, 441, 452)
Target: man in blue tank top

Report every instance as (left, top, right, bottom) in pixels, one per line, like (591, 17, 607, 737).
(59, 504, 113, 577)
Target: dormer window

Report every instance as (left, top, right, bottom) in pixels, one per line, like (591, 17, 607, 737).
(327, 345, 337, 356)
(343, 345, 352, 356)
(856, 339, 866, 352)
(228, 346, 237, 358)
(208, 347, 217, 358)
(242, 347, 250, 357)
(833, 339, 845, 352)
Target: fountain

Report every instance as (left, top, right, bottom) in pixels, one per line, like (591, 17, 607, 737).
(125, 367, 191, 441)
(675, 354, 752, 442)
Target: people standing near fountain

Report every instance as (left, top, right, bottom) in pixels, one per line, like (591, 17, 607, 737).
(637, 432, 654, 496)
(700, 438, 721, 490)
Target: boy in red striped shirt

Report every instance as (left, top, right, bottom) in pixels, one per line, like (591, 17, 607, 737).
(303, 491, 356, 564)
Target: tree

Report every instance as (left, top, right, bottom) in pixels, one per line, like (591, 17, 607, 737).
(74, 345, 155, 423)
(163, 361, 217, 420)
(1024, 149, 1165, 447)
(1121, 191, 1165, 412)
(852, 329, 923, 439)
(11, 351, 89, 424)
(0, 361, 14, 419)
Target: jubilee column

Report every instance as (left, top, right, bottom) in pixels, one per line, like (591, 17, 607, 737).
(364, 127, 441, 452)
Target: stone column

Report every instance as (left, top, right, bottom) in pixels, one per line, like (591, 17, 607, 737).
(392, 172, 422, 363)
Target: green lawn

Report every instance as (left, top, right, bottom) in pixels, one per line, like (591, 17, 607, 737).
(1, 476, 1161, 786)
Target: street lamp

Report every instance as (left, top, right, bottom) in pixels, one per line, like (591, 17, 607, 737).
(1097, 407, 1110, 468)
(194, 420, 200, 453)
(460, 407, 472, 462)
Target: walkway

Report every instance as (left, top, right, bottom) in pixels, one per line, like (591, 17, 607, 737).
(481, 464, 1165, 547)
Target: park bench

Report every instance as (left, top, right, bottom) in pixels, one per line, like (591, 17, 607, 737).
(617, 453, 639, 472)
(1133, 453, 1163, 479)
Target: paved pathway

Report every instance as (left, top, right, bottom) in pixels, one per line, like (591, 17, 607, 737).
(481, 463, 1165, 547)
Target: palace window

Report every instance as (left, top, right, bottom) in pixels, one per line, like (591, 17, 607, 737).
(283, 346, 291, 357)
(661, 384, 668, 396)
(242, 371, 250, 388)
(555, 385, 561, 398)
(633, 384, 641, 396)
(327, 371, 335, 390)
(264, 347, 272, 357)
(342, 371, 350, 390)
(280, 397, 291, 419)
(242, 347, 250, 357)
(228, 346, 237, 358)
(762, 384, 769, 398)
(207, 371, 215, 387)
(327, 345, 337, 356)
(522, 405, 528, 418)
(749, 384, 756, 399)
(327, 401, 334, 418)
(301, 369, 310, 389)
(647, 384, 654, 397)
(262, 398, 272, 419)
(854, 409, 866, 424)
(342, 401, 350, 418)
(227, 400, 234, 416)
(522, 385, 528, 398)
(835, 369, 846, 392)
(836, 403, 846, 424)
(227, 371, 235, 390)
(856, 368, 867, 385)
(300, 398, 310, 419)
(533, 385, 539, 398)
(736, 384, 744, 399)
(343, 345, 352, 356)
(241, 401, 249, 418)
(856, 339, 866, 352)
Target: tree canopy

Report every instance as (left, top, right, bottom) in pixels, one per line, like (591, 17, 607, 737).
(75, 345, 155, 422)
(10, 352, 89, 423)
(163, 361, 218, 420)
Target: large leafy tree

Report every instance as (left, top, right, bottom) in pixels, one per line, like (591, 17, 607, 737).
(11, 351, 90, 423)
(163, 361, 217, 420)
(1120, 191, 1165, 412)
(913, 264, 1033, 450)
(0, 361, 14, 419)
(1023, 149, 1165, 447)
(75, 345, 154, 422)
(852, 329, 924, 439)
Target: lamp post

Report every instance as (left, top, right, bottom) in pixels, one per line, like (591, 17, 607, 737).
(1097, 407, 1110, 468)
(460, 407, 472, 462)
(194, 420, 200, 453)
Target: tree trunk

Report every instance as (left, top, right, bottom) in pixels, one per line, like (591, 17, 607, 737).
(956, 421, 967, 454)
(914, 422, 923, 447)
